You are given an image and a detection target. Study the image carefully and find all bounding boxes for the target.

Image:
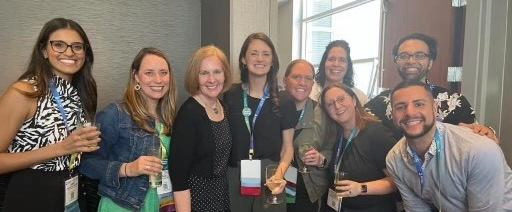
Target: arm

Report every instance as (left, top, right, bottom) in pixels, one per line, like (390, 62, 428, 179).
(466, 141, 506, 211)
(0, 82, 99, 174)
(173, 189, 192, 212)
(79, 103, 161, 186)
(336, 169, 396, 197)
(458, 123, 498, 143)
(277, 128, 294, 177)
(169, 100, 199, 192)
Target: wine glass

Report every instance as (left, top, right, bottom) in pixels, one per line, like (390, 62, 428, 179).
(265, 164, 283, 204)
(298, 142, 312, 173)
(334, 171, 347, 198)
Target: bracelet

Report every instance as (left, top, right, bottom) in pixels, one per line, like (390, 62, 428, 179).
(485, 125, 497, 135)
(124, 163, 129, 177)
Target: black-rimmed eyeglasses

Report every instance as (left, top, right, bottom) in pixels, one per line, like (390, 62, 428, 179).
(49, 40, 86, 54)
(395, 52, 430, 61)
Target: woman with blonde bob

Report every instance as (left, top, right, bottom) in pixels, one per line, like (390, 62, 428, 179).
(80, 47, 178, 212)
(170, 45, 233, 212)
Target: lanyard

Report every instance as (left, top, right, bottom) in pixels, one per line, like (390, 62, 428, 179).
(409, 129, 442, 195)
(242, 84, 269, 160)
(155, 123, 167, 161)
(334, 128, 358, 174)
(50, 80, 77, 170)
(49, 80, 71, 135)
(298, 108, 305, 121)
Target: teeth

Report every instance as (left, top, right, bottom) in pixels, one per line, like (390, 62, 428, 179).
(336, 110, 345, 115)
(60, 59, 75, 65)
(150, 86, 163, 91)
(405, 119, 421, 126)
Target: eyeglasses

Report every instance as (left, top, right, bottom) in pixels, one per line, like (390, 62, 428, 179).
(395, 52, 429, 61)
(49, 40, 86, 54)
(326, 95, 350, 109)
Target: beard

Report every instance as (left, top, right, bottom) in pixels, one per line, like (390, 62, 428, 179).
(397, 67, 428, 81)
(398, 116, 435, 139)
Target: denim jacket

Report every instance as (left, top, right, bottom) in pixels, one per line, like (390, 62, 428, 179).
(79, 101, 156, 211)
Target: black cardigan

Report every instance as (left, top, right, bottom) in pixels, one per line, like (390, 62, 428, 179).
(169, 97, 229, 191)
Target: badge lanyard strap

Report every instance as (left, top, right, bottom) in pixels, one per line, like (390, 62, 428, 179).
(156, 123, 167, 161)
(410, 129, 442, 196)
(242, 84, 269, 160)
(333, 128, 358, 174)
(49, 80, 77, 170)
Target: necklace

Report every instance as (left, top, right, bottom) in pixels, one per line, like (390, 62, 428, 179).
(198, 95, 219, 114)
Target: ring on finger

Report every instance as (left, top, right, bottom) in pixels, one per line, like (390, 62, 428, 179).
(78, 136, 82, 140)
(145, 165, 150, 171)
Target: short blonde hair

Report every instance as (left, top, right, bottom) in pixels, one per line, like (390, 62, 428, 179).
(184, 45, 232, 95)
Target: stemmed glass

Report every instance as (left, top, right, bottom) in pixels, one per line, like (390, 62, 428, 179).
(298, 142, 312, 173)
(265, 164, 283, 204)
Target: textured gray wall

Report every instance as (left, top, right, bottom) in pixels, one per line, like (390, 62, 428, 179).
(0, 0, 200, 109)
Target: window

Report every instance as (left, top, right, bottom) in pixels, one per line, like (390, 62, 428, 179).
(301, 0, 382, 97)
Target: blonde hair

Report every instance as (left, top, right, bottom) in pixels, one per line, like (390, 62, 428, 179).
(184, 45, 232, 95)
(123, 47, 177, 135)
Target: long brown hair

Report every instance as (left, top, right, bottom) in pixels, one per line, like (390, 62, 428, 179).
(123, 47, 177, 135)
(17, 17, 97, 121)
(238, 32, 280, 113)
(320, 82, 380, 142)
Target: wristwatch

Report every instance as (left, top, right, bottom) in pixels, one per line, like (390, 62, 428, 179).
(361, 184, 368, 194)
(318, 156, 327, 168)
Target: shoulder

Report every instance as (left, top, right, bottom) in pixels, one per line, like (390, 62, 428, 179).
(351, 87, 368, 105)
(439, 123, 496, 149)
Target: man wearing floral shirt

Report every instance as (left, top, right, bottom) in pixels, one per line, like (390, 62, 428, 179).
(365, 33, 496, 141)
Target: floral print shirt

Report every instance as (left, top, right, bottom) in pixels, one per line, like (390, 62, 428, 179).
(364, 84, 475, 140)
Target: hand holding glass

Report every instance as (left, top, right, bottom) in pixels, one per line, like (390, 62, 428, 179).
(77, 121, 101, 147)
(334, 171, 347, 198)
(147, 135, 162, 188)
(298, 143, 312, 173)
(265, 164, 283, 204)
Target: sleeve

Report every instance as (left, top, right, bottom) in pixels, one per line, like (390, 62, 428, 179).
(466, 141, 506, 211)
(365, 91, 404, 140)
(314, 105, 333, 167)
(443, 94, 476, 125)
(386, 151, 432, 212)
(369, 123, 398, 169)
(169, 101, 199, 191)
(280, 96, 298, 130)
(79, 103, 123, 188)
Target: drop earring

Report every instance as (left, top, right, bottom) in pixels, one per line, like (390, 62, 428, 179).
(134, 83, 141, 91)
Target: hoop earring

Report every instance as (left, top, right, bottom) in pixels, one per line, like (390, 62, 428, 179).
(134, 83, 141, 91)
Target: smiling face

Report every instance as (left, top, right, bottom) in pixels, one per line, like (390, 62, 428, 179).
(283, 61, 314, 105)
(324, 46, 347, 84)
(134, 54, 170, 105)
(42, 28, 86, 81)
(242, 39, 273, 77)
(395, 39, 433, 81)
(323, 87, 357, 128)
(391, 85, 436, 139)
(198, 56, 225, 100)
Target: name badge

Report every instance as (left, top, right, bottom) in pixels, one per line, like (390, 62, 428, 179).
(157, 170, 175, 211)
(327, 188, 342, 211)
(284, 166, 297, 203)
(240, 159, 261, 196)
(64, 175, 79, 206)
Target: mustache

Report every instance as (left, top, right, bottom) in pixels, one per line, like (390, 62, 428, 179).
(399, 115, 425, 124)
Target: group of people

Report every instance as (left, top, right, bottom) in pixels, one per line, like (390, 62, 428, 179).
(0, 17, 510, 212)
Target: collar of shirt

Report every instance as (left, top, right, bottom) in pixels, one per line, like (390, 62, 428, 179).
(406, 139, 438, 170)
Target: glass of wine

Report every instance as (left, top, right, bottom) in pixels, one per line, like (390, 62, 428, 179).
(298, 142, 312, 173)
(265, 164, 283, 204)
